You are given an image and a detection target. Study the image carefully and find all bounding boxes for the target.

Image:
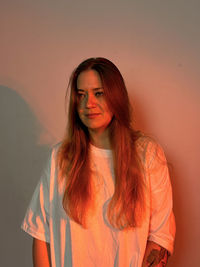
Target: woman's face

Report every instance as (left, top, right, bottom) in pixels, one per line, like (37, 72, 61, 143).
(76, 69, 113, 134)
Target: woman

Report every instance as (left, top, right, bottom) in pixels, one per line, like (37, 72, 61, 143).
(22, 57, 175, 267)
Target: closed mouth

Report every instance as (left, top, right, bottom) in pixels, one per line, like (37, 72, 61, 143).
(85, 113, 100, 118)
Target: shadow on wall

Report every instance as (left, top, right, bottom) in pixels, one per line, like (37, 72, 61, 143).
(0, 85, 50, 267)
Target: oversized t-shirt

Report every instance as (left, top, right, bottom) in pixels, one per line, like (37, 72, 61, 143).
(21, 137, 176, 267)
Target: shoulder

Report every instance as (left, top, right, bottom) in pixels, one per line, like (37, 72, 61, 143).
(135, 135, 166, 169)
(42, 142, 62, 177)
(51, 142, 62, 160)
(52, 142, 62, 153)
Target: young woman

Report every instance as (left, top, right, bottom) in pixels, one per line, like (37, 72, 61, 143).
(22, 57, 176, 267)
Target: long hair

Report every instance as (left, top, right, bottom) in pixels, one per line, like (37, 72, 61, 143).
(57, 57, 145, 229)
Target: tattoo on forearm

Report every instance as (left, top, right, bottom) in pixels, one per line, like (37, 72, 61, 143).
(146, 247, 169, 266)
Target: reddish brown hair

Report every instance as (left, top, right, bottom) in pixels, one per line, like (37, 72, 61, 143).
(57, 57, 145, 229)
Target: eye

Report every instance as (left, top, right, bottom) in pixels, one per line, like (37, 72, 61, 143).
(95, 91, 104, 97)
(77, 91, 85, 99)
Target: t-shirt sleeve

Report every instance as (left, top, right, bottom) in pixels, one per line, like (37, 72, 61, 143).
(146, 141, 176, 255)
(21, 152, 52, 243)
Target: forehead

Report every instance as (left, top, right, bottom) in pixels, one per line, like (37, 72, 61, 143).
(77, 69, 102, 90)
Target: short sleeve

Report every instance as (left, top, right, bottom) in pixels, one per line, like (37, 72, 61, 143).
(146, 141, 176, 254)
(21, 152, 52, 243)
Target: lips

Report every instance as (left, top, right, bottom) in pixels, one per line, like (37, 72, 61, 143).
(85, 113, 100, 118)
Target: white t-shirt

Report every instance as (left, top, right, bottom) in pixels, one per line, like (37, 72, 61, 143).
(21, 137, 175, 267)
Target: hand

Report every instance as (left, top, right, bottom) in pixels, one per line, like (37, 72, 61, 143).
(142, 241, 170, 267)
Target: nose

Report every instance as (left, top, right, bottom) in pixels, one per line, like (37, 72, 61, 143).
(85, 93, 96, 108)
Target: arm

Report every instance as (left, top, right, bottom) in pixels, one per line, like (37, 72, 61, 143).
(32, 238, 51, 267)
(142, 241, 170, 267)
(146, 142, 176, 256)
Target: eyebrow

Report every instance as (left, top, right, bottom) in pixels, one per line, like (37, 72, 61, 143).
(76, 87, 103, 92)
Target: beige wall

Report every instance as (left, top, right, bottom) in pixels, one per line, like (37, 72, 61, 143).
(1, 0, 199, 266)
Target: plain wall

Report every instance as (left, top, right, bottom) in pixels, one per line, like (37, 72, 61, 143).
(1, 0, 199, 266)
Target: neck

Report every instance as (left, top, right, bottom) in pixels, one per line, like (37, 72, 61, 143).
(89, 128, 111, 149)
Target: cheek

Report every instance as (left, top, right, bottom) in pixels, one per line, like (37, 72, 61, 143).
(107, 112, 113, 122)
(77, 99, 86, 112)
(77, 102, 83, 114)
(103, 104, 113, 118)
(77, 109, 84, 118)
